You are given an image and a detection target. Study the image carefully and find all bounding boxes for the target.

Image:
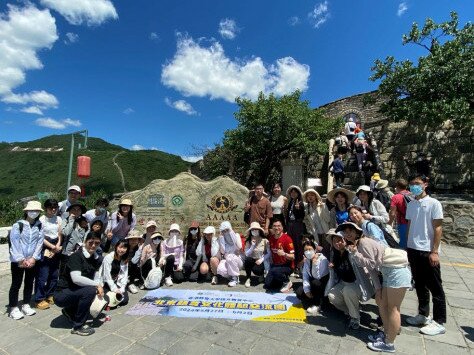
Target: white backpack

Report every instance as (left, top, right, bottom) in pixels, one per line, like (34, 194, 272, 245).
(144, 266, 162, 289)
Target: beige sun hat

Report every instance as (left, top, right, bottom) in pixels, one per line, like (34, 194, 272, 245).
(145, 220, 157, 229)
(326, 188, 356, 204)
(90, 296, 108, 318)
(150, 231, 163, 239)
(303, 188, 322, 202)
(286, 185, 304, 198)
(375, 179, 389, 189)
(325, 228, 345, 244)
(168, 223, 181, 234)
(23, 201, 44, 212)
(125, 230, 144, 240)
(119, 198, 133, 206)
(246, 221, 264, 235)
(336, 221, 363, 234)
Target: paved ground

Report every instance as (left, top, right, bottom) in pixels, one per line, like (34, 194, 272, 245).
(0, 243, 473, 355)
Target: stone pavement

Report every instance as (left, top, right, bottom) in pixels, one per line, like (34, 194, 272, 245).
(0, 244, 473, 355)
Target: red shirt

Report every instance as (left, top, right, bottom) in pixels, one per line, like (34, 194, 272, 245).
(390, 191, 410, 225)
(204, 242, 212, 259)
(269, 233, 294, 266)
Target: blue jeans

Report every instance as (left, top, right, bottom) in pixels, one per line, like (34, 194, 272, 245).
(35, 254, 60, 302)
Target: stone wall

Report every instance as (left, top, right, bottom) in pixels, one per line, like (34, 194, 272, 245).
(441, 198, 474, 249)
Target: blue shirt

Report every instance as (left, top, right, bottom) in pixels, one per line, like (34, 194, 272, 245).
(9, 220, 44, 262)
(361, 220, 388, 247)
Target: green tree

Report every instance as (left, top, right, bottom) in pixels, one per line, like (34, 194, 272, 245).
(201, 91, 341, 188)
(369, 12, 473, 128)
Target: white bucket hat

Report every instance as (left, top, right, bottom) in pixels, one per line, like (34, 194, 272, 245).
(145, 220, 157, 229)
(89, 295, 108, 318)
(219, 221, 232, 232)
(169, 223, 180, 234)
(203, 226, 216, 235)
(246, 221, 264, 235)
(23, 201, 43, 212)
(106, 291, 123, 308)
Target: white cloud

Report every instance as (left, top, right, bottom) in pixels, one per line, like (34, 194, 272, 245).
(40, 0, 118, 26)
(130, 144, 145, 151)
(150, 32, 159, 41)
(162, 36, 310, 102)
(288, 16, 300, 26)
(0, 5, 58, 95)
(21, 106, 43, 115)
(35, 117, 82, 129)
(165, 97, 198, 116)
(123, 107, 134, 114)
(64, 32, 79, 44)
(181, 155, 203, 163)
(397, 2, 408, 17)
(2, 90, 59, 108)
(218, 18, 239, 39)
(308, 1, 330, 29)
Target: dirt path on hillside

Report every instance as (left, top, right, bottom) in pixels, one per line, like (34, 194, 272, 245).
(113, 151, 127, 192)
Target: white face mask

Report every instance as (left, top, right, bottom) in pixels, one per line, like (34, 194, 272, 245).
(251, 230, 260, 237)
(27, 211, 40, 219)
(169, 232, 179, 238)
(153, 239, 161, 245)
(190, 229, 198, 236)
(304, 250, 315, 260)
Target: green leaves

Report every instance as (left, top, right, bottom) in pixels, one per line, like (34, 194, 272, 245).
(371, 12, 474, 129)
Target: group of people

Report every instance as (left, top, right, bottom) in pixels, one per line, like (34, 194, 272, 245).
(7, 175, 447, 353)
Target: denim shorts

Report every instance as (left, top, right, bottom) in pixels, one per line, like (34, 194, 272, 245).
(381, 266, 412, 288)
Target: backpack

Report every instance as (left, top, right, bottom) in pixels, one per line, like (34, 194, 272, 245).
(376, 191, 392, 212)
(7, 221, 42, 248)
(335, 137, 342, 145)
(355, 144, 365, 153)
(403, 193, 414, 207)
(367, 221, 400, 249)
(144, 266, 163, 289)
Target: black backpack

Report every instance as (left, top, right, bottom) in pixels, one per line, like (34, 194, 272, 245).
(376, 191, 392, 212)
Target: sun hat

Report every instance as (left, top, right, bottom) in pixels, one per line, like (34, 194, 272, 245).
(66, 202, 87, 214)
(327, 188, 356, 204)
(68, 185, 81, 193)
(246, 221, 264, 235)
(106, 291, 123, 308)
(286, 185, 303, 198)
(219, 221, 232, 232)
(150, 231, 163, 240)
(145, 220, 157, 229)
(375, 179, 389, 189)
(203, 226, 216, 235)
(23, 201, 44, 212)
(189, 221, 200, 229)
(125, 230, 144, 240)
(356, 185, 372, 196)
(371, 173, 381, 181)
(335, 221, 363, 234)
(90, 295, 108, 318)
(325, 228, 345, 244)
(168, 223, 180, 233)
(303, 188, 322, 202)
(119, 198, 133, 206)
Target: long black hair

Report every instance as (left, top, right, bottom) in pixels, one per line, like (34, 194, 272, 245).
(334, 191, 349, 212)
(117, 204, 134, 225)
(114, 239, 130, 262)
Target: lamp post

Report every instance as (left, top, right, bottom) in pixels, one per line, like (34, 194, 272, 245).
(67, 130, 88, 197)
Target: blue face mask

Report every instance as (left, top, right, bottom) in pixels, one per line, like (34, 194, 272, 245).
(409, 184, 423, 196)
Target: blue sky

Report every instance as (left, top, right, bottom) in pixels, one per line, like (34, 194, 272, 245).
(0, 0, 472, 161)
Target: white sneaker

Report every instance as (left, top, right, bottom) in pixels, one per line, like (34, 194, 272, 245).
(228, 277, 239, 287)
(128, 284, 139, 294)
(406, 314, 431, 326)
(420, 320, 446, 336)
(306, 306, 319, 315)
(9, 307, 24, 320)
(21, 304, 36, 316)
(280, 281, 293, 293)
(245, 278, 251, 288)
(165, 277, 173, 287)
(211, 276, 218, 285)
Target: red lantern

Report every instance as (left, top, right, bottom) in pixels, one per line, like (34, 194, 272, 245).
(77, 156, 91, 178)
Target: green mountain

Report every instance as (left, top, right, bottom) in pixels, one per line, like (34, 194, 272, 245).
(0, 134, 191, 199)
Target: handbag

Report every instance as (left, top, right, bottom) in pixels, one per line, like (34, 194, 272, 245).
(382, 247, 409, 268)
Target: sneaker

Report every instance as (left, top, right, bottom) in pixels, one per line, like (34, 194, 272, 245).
(280, 281, 293, 293)
(35, 300, 50, 310)
(46, 296, 55, 305)
(348, 318, 360, 330)
(420, 320, 446, 336)
(9, 307, 24, 320)
(306, 306, 319, 315)
(245, 278, 251, 288)
(368, 331, 385, 342)
(367, 340, 395, 353)
(139, 284, 145, 290)
(406, 314, 431, 326)
(211, 276, 218, 285)
(61, 308, 74, 323)
(128, 284, 139, 294)
(21, 304, 36, 316)
(165, 277, 173, 287)
(71, 324, 95, 336)
(228, 277, 239, 287)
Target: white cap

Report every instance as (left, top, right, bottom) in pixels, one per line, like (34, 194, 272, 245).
(203, 226, 216, 235)
(68, 185, 81, 193)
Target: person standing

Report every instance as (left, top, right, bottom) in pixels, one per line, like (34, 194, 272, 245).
(388, 179, 411, 249)
(329, 154, 345, 188)
(244, 183, 273, 235)
(285, 186, 305, 271)
(84, 198, 109, 233)
(57, 185, 82, 219)
(269, 183, 287, 227)
(405, 175, 446, 336)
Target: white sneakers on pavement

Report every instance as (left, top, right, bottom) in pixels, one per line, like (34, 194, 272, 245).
(211, 276, 218, 285)
(306, 306, 319, 315)
(165, 277, 173, 287)
(128, 284, 139, 294)
(9, 307, 24, 320)
(228, 277, 239, 287)
(406, 314, 431, 326)
(420, 320, 446, 336)
(280, 281, 293, 293)
(21, 304, 36, 316)
(245, 278, 251, 288)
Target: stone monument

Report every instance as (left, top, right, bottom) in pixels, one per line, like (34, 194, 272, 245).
(115, 172, 249, 234)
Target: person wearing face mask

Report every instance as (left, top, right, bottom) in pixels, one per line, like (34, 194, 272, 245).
(85, 198, 109, 234)
(216, 221, 243, 287)
(142, 220, 157, 247)
(182, 221, 201, 282)
(405, 175, 446, 336)
(159, 224, 185, 287)
(140, 232, 163, 286)
(8, 201, 45, 320)
(60, 203, 88, 275)
(126, 231, 145, 293)
(54, 231, 103, 336)
(243, 222, 270, 288)
(388, 179, 412, 249)
(295, 240, 329, 315)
